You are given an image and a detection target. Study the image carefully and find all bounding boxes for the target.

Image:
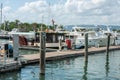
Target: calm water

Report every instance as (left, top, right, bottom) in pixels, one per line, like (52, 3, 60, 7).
(19, 49, 39, 55)
(0, 50, 120, 80)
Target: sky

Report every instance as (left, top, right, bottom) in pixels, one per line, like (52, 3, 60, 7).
(0, 0, 120, 25)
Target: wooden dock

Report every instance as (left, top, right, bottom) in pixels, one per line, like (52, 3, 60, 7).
(0, 45, 120, 73)
(21, 45, 120, 64)
(0, 60, 21, 73)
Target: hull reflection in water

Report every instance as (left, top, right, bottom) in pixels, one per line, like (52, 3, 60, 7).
(0, 50, 120, 80)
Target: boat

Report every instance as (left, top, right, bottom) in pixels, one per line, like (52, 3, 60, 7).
(65, 26, 97, 48)
(8, 28, 35, 40)
(65, 26, 115, 49)
(96, 26, 115, 46)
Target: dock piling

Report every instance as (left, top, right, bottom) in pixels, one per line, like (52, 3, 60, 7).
(105, 50, 109, 76)
(13, 34, 19, 61)
(59, 38, 62, 51)
(106, 34, 110, 55)
(3, 53, 7, 65)
(105, 34, 110, 76)
(84, 33, 88, 62)
(39, 32, 46, 75)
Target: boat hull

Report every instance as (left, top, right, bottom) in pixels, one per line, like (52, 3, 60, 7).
(74, 37, 115, 48)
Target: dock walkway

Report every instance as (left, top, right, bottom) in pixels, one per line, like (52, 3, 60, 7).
(21, 46, 120, 64)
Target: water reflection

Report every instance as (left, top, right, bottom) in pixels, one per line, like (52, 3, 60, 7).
(45, 58, 75, 80)
(105, 53, 110, 76)
(0, 71, 21, 80)
(65, 59, 70, 65)
(19, 49, 39, 55)
(82, 61, 88, 80)
(47, 58, 75, 69)
(39, 75, 45, 80)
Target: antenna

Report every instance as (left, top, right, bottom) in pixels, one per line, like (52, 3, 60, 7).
(48, 2, 51, 25)
(4, 15, 6, 30)
(41, 15, 44, 31)
(0, 3, 3, 30)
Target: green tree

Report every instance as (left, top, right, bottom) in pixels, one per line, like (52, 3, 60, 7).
(49, 25, 54, 30)
(31, 23, 38, 31)
(0, 19, 59, 32)
(9, 21, 17, 31)
(4, 20, 9, 31)
(15, 19, 20, 27)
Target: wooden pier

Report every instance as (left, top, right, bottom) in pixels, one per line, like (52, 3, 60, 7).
(0, 59, 21, 73)
(0, 45, 120, 73)
(21, 46, 120, 63)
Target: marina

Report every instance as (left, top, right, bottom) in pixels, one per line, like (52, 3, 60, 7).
(0, 0, 120, 79)
(0, 27, 120, 80)
(0, 30, 120, 73)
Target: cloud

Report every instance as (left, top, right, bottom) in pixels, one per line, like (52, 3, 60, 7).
(18, 0, 48, 14)
(3, 6, 11, 14)
(65, 0, 104, 13)
(62, 0, 120, 25)
(2, 0, 120, 25)
(64, 0, 120, 16)
(11, 0, 49, 23)
(2, 6, 12, 21)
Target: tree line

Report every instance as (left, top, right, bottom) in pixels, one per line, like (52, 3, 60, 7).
(0, 19, 61, 32)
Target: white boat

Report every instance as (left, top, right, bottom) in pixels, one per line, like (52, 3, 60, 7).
(65, 26, 97, 48)
(100, 26, 120, 46)
(0, 30, 8, 35)
(55, 25, 69, 33)
(65, 26, 115, 49)
(8, 28, 35, 39)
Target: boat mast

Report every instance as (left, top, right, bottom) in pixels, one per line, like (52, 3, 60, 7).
(41, 15, 44, 31)
(0, 3, 2, 31)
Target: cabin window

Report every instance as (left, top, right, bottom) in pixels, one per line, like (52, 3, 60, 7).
(76, 29, 79, 32)
(82, 33, 84, 36)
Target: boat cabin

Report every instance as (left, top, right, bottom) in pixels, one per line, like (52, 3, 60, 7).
(35, 32, 66, 43)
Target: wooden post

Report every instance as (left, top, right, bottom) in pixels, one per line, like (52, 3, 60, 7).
(39, 32, 46, 75)
(105, 34, 110, 76)
(3, 51, 6, 65)
(84, 33, 88, 62)
(106, 34, 110, 55)
(59, 38, 62, 51)
(72, 39, 75, 50)
(82, 60, 88, 80)
(13, 34, 19, 61)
